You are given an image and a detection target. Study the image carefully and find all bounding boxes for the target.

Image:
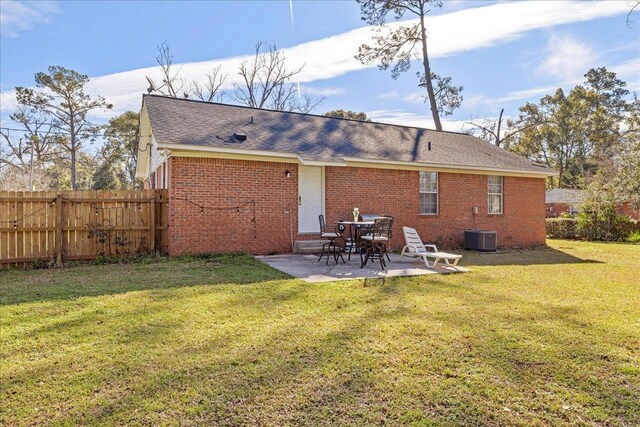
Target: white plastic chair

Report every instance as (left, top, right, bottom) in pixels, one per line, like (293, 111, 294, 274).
(400, 226, 462, 269)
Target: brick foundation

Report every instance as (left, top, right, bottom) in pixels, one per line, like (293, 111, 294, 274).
(166, 157, 547, 255)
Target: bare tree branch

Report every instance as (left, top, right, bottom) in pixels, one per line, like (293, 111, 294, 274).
(627, 1, 640, 28)
(191, 65, 227, 102)
(234, 42, 322, 112)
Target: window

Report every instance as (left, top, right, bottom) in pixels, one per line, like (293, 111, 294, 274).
(488, 176, 503, 214)
(419, 171, 438, 214)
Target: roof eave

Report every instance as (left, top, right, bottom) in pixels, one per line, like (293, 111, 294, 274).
(157, 141, 558, 177)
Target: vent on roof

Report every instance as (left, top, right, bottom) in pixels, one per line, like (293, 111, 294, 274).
(233, 133, 247, 142)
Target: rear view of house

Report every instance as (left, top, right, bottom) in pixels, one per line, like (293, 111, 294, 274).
(135, 95, 557, 255)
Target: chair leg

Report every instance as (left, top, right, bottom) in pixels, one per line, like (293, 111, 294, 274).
(332, 241, 344, 264)
(422, 255, 433, 269)
(318, 241, 329, 262)
(326, 240, 334, 265)
(360, 244, 371, 268)
(426, 257, 440, 269)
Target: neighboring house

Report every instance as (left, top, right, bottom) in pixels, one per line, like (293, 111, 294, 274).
(545, 189, 586, 217)
(546, 189, 640, 219)
(135, 95, 557, 255)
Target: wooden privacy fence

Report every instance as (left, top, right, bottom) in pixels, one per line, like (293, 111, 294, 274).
(0, 190, 168, 267)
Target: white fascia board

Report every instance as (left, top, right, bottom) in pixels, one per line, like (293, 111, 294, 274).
(155, 142, 557, 177)
(343, 157, 558, 177)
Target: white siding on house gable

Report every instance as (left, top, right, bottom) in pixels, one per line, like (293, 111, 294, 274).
(150, 135, 165, 173)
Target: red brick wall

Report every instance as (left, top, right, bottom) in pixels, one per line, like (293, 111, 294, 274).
(168, 157, 298, 255)
(617, 202, 640, 220)
(546, 203, 574, 217)
(167, 158, 547, 255)
(325, 167, 546, 249)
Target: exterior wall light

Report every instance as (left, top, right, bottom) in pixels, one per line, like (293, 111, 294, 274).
(285, 170, 292, 178)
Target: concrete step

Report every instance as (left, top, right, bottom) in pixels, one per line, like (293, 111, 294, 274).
(293, 239, 329, 254)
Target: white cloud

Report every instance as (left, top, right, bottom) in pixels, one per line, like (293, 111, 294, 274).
(301, 86, 345, 96)
(0, 0, 58, 37)
(536, 33, 599, 81)
(366, 109, 471, 132)
(374, 90, 429, 104)
(611, 57, 640, 82)
(376, 90, 399, 100)
(0, 0, 630, 117)
(477, 57, 640, 107)
(484, 85, 559, 105)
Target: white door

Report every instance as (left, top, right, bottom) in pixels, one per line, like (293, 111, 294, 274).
(298, 166, 324, 233)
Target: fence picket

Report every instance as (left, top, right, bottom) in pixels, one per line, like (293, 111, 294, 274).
(0, 189, 167, 267)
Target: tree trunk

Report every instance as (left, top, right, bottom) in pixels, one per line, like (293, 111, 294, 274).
(495, 108, 504, 147)
(419, 11, 442, 131)
(70, 119, 77, 191)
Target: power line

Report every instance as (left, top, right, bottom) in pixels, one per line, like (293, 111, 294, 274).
(1, 126, 149, 140)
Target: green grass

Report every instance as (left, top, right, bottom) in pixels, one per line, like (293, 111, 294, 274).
(1, 241, 638, 426)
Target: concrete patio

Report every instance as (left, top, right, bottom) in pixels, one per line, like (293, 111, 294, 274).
(256, 252, 468, 283)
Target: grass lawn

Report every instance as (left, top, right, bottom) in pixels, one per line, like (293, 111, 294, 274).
(1, 240, 638, 426)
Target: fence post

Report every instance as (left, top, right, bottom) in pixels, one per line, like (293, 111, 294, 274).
(55, 193, 63, 266)
(150, 192, 156, 254)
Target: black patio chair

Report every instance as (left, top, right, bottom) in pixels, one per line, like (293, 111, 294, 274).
(382, 215, 394, 261)
(360, 217, 392, 270)
(318, 214, 345, 264)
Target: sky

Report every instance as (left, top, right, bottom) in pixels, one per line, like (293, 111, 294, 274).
(1, 0, 639, 133)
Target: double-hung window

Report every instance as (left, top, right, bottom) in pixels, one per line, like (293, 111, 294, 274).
(488, 176, 503, 214)
(419, 171, 438, 215)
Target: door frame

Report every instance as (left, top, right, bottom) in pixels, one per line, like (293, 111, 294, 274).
(297, 165, 325, 234)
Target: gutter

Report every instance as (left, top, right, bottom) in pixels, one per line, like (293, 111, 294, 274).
(155, 142, 558, 178)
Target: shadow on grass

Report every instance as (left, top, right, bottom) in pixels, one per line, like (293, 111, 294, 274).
(10, 274, 636, 425)
(461, 245, 603, 267)
(1, 245, 604, 306)
(0, 253, 292, 306)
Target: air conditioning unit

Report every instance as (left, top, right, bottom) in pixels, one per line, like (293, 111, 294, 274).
(464, 230, 497, 252)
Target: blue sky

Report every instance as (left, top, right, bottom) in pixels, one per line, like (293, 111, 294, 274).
(1, 0, 639, 132)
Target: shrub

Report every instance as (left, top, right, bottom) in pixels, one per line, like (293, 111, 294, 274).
(628, 231, 640, 244)
(546, 218, 579, 239)
(546, 216, 640, 241)
(576, 197, 640, 241)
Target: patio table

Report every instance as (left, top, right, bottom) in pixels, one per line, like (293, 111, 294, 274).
(335, 220, 374, 260)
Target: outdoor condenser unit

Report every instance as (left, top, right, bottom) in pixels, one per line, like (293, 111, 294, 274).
(464, 230, 497, 252)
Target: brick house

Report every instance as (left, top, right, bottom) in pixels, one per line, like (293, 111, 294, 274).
(545, 189, 586, 217)
(546, 188, 640, 219)
(135, 95, 557, 255)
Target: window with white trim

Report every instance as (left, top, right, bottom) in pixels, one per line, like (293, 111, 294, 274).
(419, 171, 438, 214)
(488, 176, 503, 214)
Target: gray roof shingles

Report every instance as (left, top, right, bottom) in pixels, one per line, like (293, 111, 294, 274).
(144, 95, 554, 174)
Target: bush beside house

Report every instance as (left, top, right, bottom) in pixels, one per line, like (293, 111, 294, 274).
(546, 216, 640, 242)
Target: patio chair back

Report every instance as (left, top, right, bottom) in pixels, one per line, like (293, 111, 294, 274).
(318, 214, 326, 233)
(371, 217, 392, 239)
(402, 226, 428, 254)
(383, 215, 394, 239)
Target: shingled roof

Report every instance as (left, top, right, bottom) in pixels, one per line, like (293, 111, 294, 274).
(143, 95, 555, 176)
(545, 189, 586, 204)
